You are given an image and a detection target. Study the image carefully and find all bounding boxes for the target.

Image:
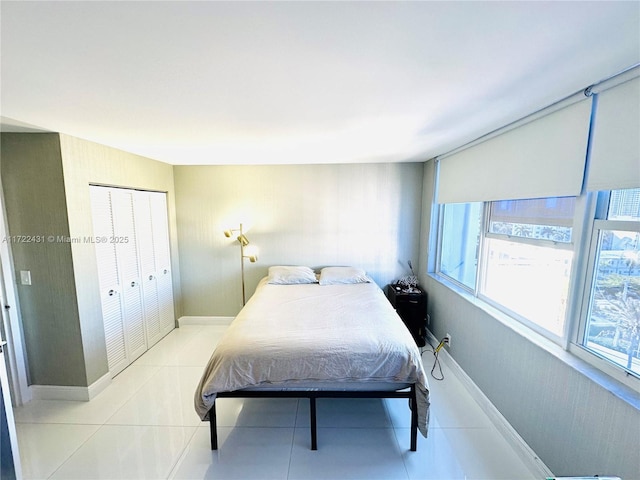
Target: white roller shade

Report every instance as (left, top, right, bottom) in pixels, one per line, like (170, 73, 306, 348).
(437, 99, 592, 204)
(587, 76, 640, 191)
(489, 197, 576, 228)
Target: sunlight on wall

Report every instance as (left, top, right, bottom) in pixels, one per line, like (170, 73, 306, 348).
(174, 163, 423, 315)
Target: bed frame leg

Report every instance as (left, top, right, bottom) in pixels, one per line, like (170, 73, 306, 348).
(209, 402, 218, 450)
(410, 386, 418, 452)
(310, 396, 318, 450)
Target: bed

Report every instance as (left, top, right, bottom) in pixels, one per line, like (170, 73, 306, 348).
(194, 266, 430, 451)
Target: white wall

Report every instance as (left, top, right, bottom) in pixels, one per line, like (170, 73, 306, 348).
(174, 163, 424, 316)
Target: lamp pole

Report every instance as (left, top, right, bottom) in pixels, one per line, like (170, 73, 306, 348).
(239, 223, 246, 305)
(224, 223, 256, 306)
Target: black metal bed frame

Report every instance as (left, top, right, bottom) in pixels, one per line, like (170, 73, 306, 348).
(208, 384, 419, 451)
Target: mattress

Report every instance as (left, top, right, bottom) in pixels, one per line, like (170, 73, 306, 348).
(194, 277, 430, 436)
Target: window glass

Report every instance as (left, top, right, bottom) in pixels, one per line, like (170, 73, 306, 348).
(482, 238, 573, 336)
(583, 188, 640, 376)
(489, 197, 575, 242)
(481, 196, 575, 336)
(439, 202, 482, 289)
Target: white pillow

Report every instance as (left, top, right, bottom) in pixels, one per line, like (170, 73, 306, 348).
(319, 266, 370, 285)
(267, 266, 318, 285)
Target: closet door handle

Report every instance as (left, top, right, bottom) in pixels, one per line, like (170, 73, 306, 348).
(108, 289, 116, 296)
(148, 275, 154, 281)
(131, 281, 137, 287)
(163, 269, 168, 275)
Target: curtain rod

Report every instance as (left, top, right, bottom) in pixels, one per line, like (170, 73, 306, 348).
(585, 62, 640, 96)
(436, 63, 640, 162)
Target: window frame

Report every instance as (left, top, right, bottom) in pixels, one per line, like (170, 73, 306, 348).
(572, 194, 640, 385)
(476, 236, 569, 344)
(479, 198, 579, 343)
(437, 196, 580, 342)
(435, 202, 483, 294)
(434, 190, 640, 392)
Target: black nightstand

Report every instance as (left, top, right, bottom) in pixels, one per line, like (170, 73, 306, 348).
(386, 284, 428, 347)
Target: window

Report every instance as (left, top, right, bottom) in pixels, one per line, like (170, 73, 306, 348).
(582, 188, 640, 376)
(433, 75, 639, 387)
(481, 238, 573, 336)
(481, 197, 575, 337)
(438, 202, 482, 289)
(436, 187, 640, 381)
(438, 196, 576, 338)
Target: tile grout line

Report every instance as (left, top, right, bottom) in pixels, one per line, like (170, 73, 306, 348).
(100, 366, 166, 426)
(383, 398, 416, 480)
(285, 399, 300, 480)
(43, 423, 103, 480)
(165, 425, 200, 480)
(101, 362, 162, 425)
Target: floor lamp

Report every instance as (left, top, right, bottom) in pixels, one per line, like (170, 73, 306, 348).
(223, 223, 258, 305)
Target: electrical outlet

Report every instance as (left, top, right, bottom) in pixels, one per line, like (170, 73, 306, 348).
(20, 270, 31, 286)
(444, 333, 451, 347)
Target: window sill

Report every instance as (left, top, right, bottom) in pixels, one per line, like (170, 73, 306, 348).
(428, 272, 640, 412)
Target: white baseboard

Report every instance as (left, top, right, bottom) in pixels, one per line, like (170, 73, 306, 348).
(426, 332, 553, 479)
(178, 316, 234, 326)
(87, 372, 112, 400)
(30, 371, 112, 402)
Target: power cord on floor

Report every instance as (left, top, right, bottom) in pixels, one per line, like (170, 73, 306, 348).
(421, 330, 449, 381)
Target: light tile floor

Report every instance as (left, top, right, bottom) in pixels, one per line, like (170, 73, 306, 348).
(13, 325, 542, 479)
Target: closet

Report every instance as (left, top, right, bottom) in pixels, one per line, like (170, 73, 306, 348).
(90, 186, 175, 376)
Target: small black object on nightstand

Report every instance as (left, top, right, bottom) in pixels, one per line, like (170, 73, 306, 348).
(386, 284, 428, 347)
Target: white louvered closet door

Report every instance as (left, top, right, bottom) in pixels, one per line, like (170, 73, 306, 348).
(149, 191, 175, 336)
(92, 186, 175, 376)
(134, 192, 163, 348)
(90, 187, 128, 376)
(110, 190, 147, 364)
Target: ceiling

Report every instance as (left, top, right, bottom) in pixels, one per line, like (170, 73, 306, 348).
(1, 1, 639, 165)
